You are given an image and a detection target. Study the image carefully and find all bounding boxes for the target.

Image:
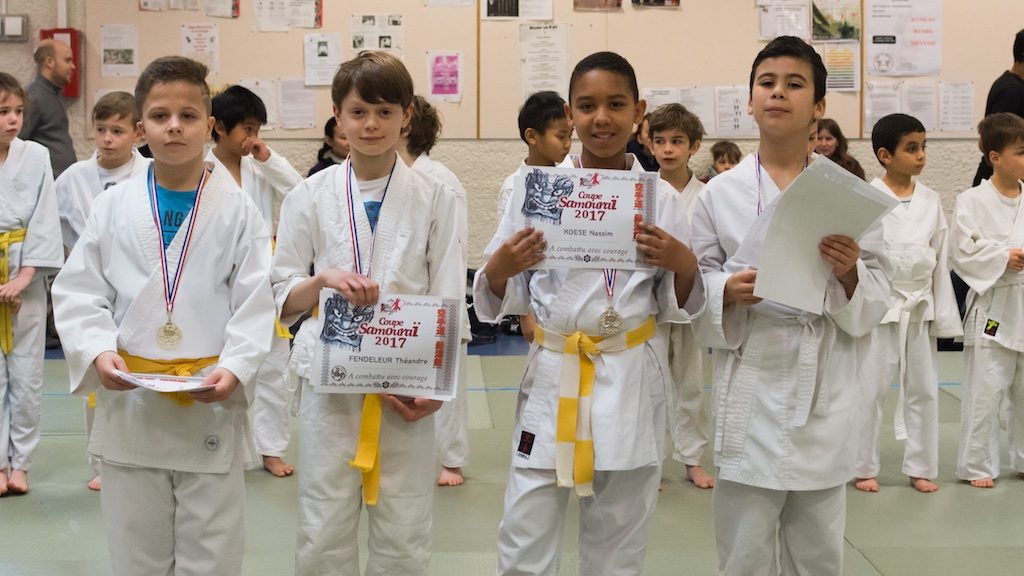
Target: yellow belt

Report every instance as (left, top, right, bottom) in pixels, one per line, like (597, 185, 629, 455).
(350, 395, 384, 506)
(0, 228, 27, 355)
(270, 238, 293, 340)
(534, 316, 656, 497)
(119, 351, 220, 406)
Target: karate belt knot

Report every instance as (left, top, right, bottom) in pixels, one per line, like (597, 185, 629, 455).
(0, 228, 28, 355)
(534, 316, 656, 497)
(119, 351, 220, 406)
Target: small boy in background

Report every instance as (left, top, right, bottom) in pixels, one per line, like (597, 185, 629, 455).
(208, 84, 303, 478)
(854, 113, 961, 494)
(54, 90, 150, 491)
(648, 102, 714, 488)
(949, 112, 1024, 488)
(396, 95, 471, 487)
(706, 140, 741, 181)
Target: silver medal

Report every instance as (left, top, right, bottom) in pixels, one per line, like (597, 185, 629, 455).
(599, 306, 623, 336)
(156, 321, 183, 350)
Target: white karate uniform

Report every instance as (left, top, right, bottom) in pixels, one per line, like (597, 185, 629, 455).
(206, 148, 303, 459)
(661, 174, 711, 467)
(51, 164, 274, 576)
(411, 154, 471, 470)
(55, 149, 151, 476)
(690, 154, 891, 575)
(854, 179, 962, 481)
(0, 138, 63, 472)
(497, 161, 526, 222)
(948, 179, 1024, 480)
(474, 154, 705, 575)
(272, 157, 464, 576)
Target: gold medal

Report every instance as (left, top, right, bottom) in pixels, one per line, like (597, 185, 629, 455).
(157, 321, 183, 350)
(599, 306, 623, 336)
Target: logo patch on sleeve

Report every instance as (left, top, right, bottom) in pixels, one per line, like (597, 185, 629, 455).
(517, 431, 535, 459)
(985, 319, 1000, 337)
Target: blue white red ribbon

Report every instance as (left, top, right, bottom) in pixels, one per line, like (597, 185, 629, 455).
(147, 165, 209, 319)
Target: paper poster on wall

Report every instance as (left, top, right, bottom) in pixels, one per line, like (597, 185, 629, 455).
(139, 0, 165, 11)
(239, 78, 281, 129)
(253, 0, 290, 32)
(939, 81, 974, 133)
(864, 81, 900, 133)
(304, 33, 341, 86)
(574, 0, 621, 10)
(865, 0, 941, 76)
(483, 0, 554, 20)
(811, 0, 860, 42)
(180, 23, 219, 75)
(206, 0, 240, 18)
(632, 0, 679, 6)
(168, 0, 198, 9)
(642, 88, 680, 110)
(900, 82, 938, 132)
(678, 86, 717, 137)
(351, 15, 404, 51)
(821, 42, 859, 92)
(280, 79, 316, 129)
(520, 23, 568, 102)
(289, 0, 323, 29)
(427, 51, 463, 103)
(715, 85, 758, 138)
(758, 1, 810, 41)
(100, 25, 139, 78)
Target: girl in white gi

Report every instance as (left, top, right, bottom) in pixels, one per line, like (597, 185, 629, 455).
(948, 112, 1024, 488)
(208, 85, 303, 478)
(475, 52, 704, 576)
(397, 94, 471, 487)
(854, 113, 962, 494)
(690, 37, 891, 575)
(51, 57, 274, 576)
(648, 102, 715, 489)
(55, 91, 149, 492)
(271, 51, 464, 575)
(0, 72, 64, 496)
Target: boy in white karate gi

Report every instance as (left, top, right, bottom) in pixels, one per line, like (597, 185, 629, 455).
(0, 72, 64, 496)
(51, 57, 274, 576)
(690, 37, 892, 575)
(397, 95, 472, 487)
(854, 113, 962, 493)
(55, 90, 149, 491)
(949, 112, 1024, 488)
(648, 102, 715, 488)
(271, 51, 464, 575)
(208, 84, 303, 478)
(476, 51, 705, 576)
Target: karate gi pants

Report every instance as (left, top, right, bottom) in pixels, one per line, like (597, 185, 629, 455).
(667, 324, 709, 466)
(713, 479, 845, 576)
(295, 380, 435, 576)
(0, 280, 46, 471)
(855, 322, 939, 480)
(496, 465, 661, 576)
(252, 334, 293, 457)
(102, 459, 245, 576)
(435, 344, 469, 469)
(958, 342, 1024, 480)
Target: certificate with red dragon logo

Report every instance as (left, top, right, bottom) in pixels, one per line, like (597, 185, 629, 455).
(512, 166, 658, 269)
(311, 290, 461, 400)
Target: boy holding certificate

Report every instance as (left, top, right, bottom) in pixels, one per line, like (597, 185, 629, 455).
(475, 51, 704, 575)
(689, 37, 891, 574)
(51, 56, 275, 576)
(271, 51, 464, 575)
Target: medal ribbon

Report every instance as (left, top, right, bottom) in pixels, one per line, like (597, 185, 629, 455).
(148, 165, 210, 323)
(342, 159, 396, 507)
(603, 269, 616, 300)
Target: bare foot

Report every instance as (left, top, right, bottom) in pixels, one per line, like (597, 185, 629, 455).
(262, 455, 295, 477)
(854, 477, 880, 492)
(7, 469, 28, 495)
(911, 477, 939, 493)
(87, 475, 102, 491)
(0, 469, 7, 496)
(686, 465, 715, 489)
(437, 466, 464, 486)
(969, 477, 995, 488)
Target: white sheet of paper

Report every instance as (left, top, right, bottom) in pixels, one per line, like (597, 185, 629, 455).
(939, 81, 975, 133)
(168, 0, 199, 9)
(304, 33, 341, 86)
(113, 370, 214, 393)
(753, 156, 899, 314)
(351, 14, 404, 52)
(865, 0, 941, 76)
(757, 1, 810, 41)
(715, 85, 758, 138)
(181, 23, 219, 75)
(520, 23, 569, 102)
(642, 88, 680, 110)
(139, 0, 165, 11)
(100, 25, 139, 78)
(289, 0, 322, 28)
(678, 85, 717, 137)
(900, 81, 938, 132)
(253, 0, 290, 32)
(864, 80, 901, 134)
(279, 79, 316, 129)
(239, 78, 280, 130)
(205, 0, 239, 18)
